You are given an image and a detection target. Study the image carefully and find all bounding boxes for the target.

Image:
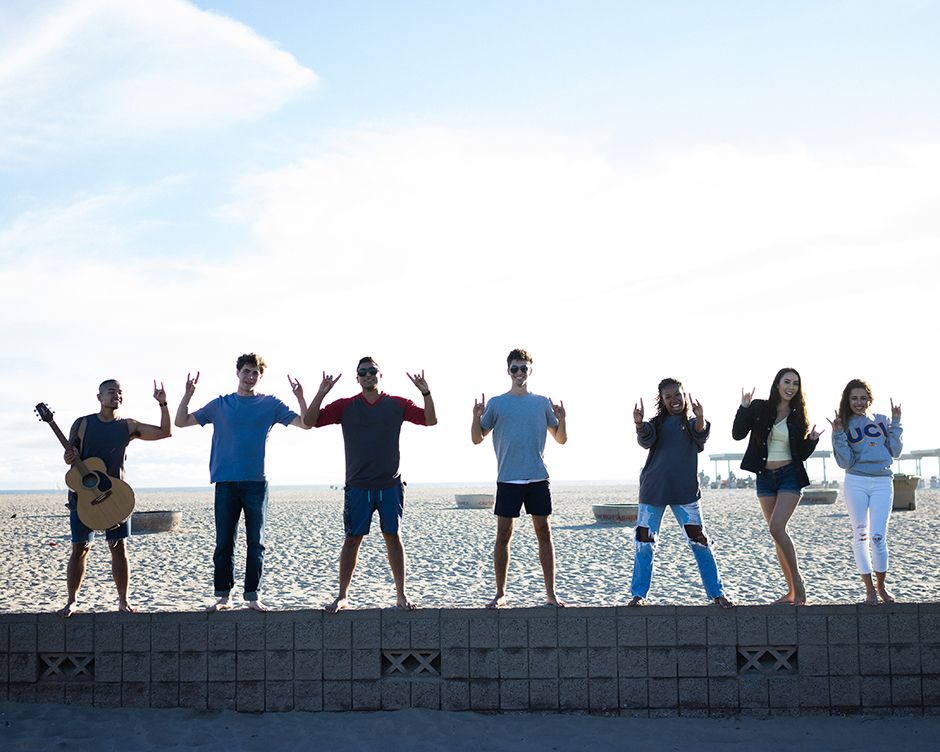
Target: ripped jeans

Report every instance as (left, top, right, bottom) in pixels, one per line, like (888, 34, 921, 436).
(630, 501, 725, 600)
(842, 473, 893, 575)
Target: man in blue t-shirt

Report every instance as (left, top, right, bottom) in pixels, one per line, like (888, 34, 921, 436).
(305, 356, 436, 613)
(175, 353, 310, 612)
(471, 348, 567, 608)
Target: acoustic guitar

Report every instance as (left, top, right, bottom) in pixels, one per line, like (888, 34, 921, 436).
(35, 403, 135, 531)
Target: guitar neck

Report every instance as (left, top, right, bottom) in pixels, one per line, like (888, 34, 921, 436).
(47, 419, 90, 476)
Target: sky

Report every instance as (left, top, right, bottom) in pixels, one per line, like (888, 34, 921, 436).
(2, 0, 939, 490)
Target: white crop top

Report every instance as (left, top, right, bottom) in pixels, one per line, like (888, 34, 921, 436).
(767, 419, 791, 462)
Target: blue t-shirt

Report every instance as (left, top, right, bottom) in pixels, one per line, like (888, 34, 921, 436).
(193, 393, 297, 483)
(480, 393, 558, 483)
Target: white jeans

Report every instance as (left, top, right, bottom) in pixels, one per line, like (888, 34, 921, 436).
(842, 473, 893, 575)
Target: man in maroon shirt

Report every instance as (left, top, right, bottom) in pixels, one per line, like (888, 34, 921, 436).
(305, 357, 436, 612)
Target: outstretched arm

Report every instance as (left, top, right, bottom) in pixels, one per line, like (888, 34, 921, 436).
(129, 380, 172, 440)
(287, 375, 312, 429)
(303, 372, 341, 427)
(471, 394, 488, 444)
(175, 372, 201, 428)
(407, 370, 436, 426)
(548, 399, 567, 444)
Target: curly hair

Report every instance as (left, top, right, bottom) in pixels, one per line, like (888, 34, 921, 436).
(506, 348, 533, 366)
(837, 378, 873, 428)
(655, 377, 686, 418)
(236, 353, 266, 374)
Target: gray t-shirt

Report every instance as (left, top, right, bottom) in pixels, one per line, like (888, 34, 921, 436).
(637, 414, 709, 506)
(480, 393, 559, 483)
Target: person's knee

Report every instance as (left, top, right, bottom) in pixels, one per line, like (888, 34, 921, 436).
(684, 525, 709, 547)
(107, 539, 127, 555)
(532, 518, 553, 541)
(635, 526, 655, 544)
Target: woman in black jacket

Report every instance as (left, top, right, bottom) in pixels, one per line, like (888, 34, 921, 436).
(733, 367, 822, 606)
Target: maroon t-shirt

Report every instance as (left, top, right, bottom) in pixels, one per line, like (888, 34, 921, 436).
(316, 393, 427, 490)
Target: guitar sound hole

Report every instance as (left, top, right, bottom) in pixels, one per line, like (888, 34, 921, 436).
(82, 474, 97, 489)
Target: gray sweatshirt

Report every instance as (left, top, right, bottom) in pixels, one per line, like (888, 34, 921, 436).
(831, 413, 902, 477)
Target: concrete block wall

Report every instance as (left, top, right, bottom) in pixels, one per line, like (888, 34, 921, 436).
(2, 603, 939, 716)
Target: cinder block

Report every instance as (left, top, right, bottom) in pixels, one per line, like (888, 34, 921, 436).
(499, 618, 528, 648)
(351, 649, 380, 680)
(499, 647, 528, 678)
(588, 647, 617, 678)
(411, 680, 440, 709)
(738, 675, 768, 708)
(559, 677, 589, 710)
(769, 676, 799, 708)
(322, 680, 352, 711)
(557, 616, 587, 647)
(527, 615, 558, 648)
(323, 619, 352, 650)
(9, 623, 37, 652)
(858, 614, 888, 644)
(922, 676, 940, 707)
(617, 647, 647, 678)
(151, 682, 179, 709)
(706, 612, 736, 646)
(828, 645, 859, 676)
(529, 648, 558, 679)
(151, 622, 180, 652)
(37, 621, 65, 652)
(922, 645, 940, 674)
(294, 619, 322, 650)
(799, 676, 830, 707)
(558, 647, 588, 678)
(93, 651, 122, 682)
(441, 680, 470, 710)
(381, 680, 411, 710)
(707, 646, 736, 677)
(122, 622, 151, 652)
(151, 651, 179, 682)
(265, 620, 294, 651)
(736, 614, 767, 646)
(8, 684, 37, 704)
(441, 648, 469, 679)
(827, 615, 858, 644)
(381, 618, 409, 649)
(859, 644, 890, 675)
(352, 680, 382, 710)
(410, 618, 440, 649)
(861, 675, 891, 707)
(677, 646, 707, 678)
(678, 677, 708, 708)
(122, 682, 150, 708)
(619, 678, 648, 708)
(180, 622, 208, 652)
(798, 644, 829, 676)
(648, 646, 678, 678)
(469, 679, 499, 710)
(587, 617, 617, 647)
(797, 614, 828, 645)
(766, 614, 797, 645)
(238, 622, 266, 651)
(236, 650, 265, 681)
(891, 676, 922, 706)
(207, 622, 237, 652)
(646, 615, 677, 646)
(294, 680, 323, 712)
(266, 650, 294, 681)
(36, 683, 65, 705)
(179, 652, 207, 683)
(94, 622, 122, 653)
(469, 615, 499, 648)
(207, 681, 236, 710)
(469, 647, 499, 678)
(294, 650, 322, 681)
(64, 683, 94, 707)
(265, 681, 293, 712)
(920, 614, 940, 644)
(237, 680, 265, 712)
(94, 683, 122, 708)
(208, 651, 236, 682)
(677, 615, 707, 646)
(322, 650, 351, 680)
(889, 644, 921, 675)
(888, 614, 920, 644)
(8, 653, 36, 683)
(529, 679, 558, 710)
(500, 679, 529, 710)
(179, 682, 208, 710)
(708, 677, 738, 708)
(122, 652, 150, 682)
(618, 614, 648, 646)
(648, 677, 678, 708)
(829, 676, 861, 708)
(441, 618, 469, 649)
(589, 677, 618, 711)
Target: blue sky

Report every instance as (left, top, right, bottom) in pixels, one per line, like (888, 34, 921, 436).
(3, 0, 939, 489)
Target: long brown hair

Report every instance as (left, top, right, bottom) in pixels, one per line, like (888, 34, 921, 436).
(837, 378, 873, 429)
(757, 367, 809, 441)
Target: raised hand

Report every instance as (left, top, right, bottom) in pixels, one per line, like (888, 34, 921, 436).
(741, 387, 755, 408)
(288, 374, 304, 400)
(550, 398, 566, 421)
(317, 371, 341, 396)
(808, 424, 825, 441)
(407, 370, 430, 395)
(184, 372, 200, 398)
(153, 380, 167, 403)
(689, 394, 704, 421)
(891, 398, 901, 421)
(827, 410, 843, 433)
(473, 394, 485, 419)
(633, 398, 644, 425)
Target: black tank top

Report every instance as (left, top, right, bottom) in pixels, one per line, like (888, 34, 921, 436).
(67, 415, 130, 509)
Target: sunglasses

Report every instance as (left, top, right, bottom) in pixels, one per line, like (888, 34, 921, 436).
(509, 365, 529, 374)
(357, 368, 379, 377)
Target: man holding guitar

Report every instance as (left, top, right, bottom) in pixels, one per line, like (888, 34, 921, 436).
(59, 379, 172, 617)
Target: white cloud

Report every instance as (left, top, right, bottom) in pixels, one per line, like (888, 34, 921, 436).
(0, 0, 316, 158)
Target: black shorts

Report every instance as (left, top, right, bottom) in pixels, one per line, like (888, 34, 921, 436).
(494, 480, 552, 518)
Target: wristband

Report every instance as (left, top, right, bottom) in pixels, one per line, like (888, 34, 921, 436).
(421, 391, 431, 397)
(159, 402, 168, 407)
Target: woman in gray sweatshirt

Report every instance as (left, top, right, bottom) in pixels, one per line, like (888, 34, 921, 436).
(829, 379, 903, 605)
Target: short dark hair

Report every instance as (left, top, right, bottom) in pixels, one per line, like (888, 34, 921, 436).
(236, 353, 266, 373)
(358, 356, 380, 370)
(98, 379, 119, 393)
(506, 348, 533, 366)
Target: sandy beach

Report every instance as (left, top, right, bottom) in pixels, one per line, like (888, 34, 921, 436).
(1, 483, 938, 614)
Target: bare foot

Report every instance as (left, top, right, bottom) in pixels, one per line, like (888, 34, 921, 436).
(326, 596, 349, 614)
(864, 591, 879, 606)
(793, 582, 807, 607)
(714, 595, 735, 609)
(56, 602, 79, 618)
(207, 596, 233, 613)
(486, 594, 507, 609)
(118, 600, 136, 614)
(248, 599, 268, 612)
(772, 592, 795, 604)
(628, 596, 647, 607)
(878, 587, 896, 604)
(396, 595, 418, 610)
(545, 594, 566, 608)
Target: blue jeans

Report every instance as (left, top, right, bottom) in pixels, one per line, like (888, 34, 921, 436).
(631, 502, 725, 600)
(213, 480, 268, 601)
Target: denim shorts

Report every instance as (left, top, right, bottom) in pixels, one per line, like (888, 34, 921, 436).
(344, 483, 404, 536)
(755, 463, 802, 497)
(69, 507, 130, 543)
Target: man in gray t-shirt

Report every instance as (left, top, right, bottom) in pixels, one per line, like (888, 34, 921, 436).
(471, 348, 567, 608)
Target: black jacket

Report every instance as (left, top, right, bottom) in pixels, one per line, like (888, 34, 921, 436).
(732, 399, 818, 488)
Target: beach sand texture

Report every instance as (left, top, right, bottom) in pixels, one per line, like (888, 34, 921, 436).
(1, 484, 938, 614)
